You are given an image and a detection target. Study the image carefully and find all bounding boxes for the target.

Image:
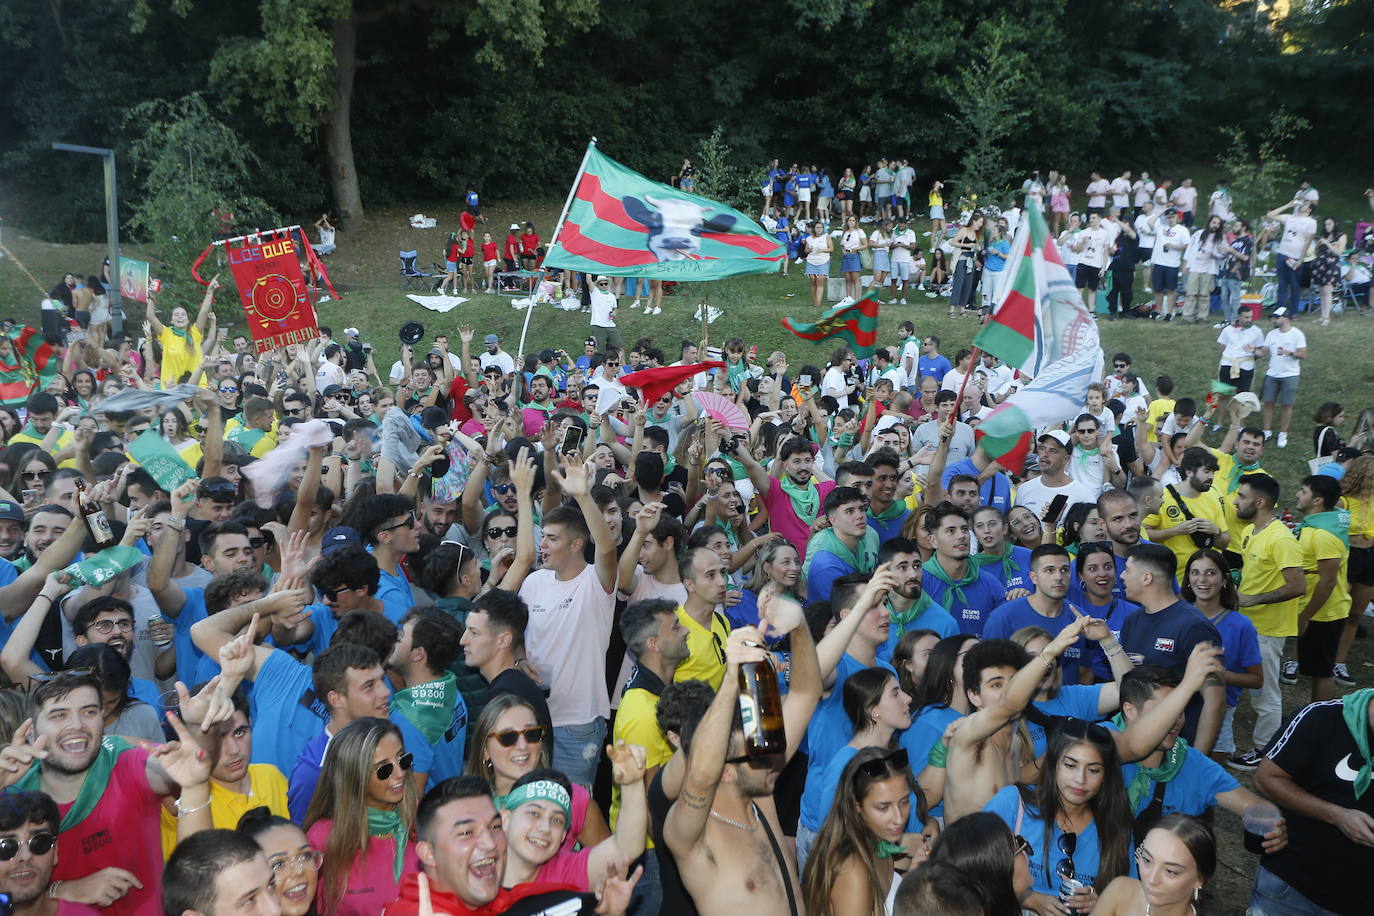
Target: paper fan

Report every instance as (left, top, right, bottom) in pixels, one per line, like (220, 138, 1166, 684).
(692, 391, 749, 431)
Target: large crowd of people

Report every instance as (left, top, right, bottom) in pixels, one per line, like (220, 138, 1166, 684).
(0, 170, 1372, 916)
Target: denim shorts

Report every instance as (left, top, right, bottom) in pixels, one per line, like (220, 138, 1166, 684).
(805, 259, 828, 276)
(1250, 864, 1346, 916)
(891, 260, 913, 281)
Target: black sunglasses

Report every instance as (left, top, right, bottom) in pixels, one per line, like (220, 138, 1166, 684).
(1056, 831, 1077, 879)
(857, 747, 909, 780)
(1014, 834, 1032, 858)
(22, 470, 50, 480)
(377, 512, 416, 534)
(247, 537, 267, 549)
(374, 752, 414, 782)
(485, 525, 518, 540)
(202, 481, 237, 497)
(724, 751, 783, 769)
(489, 726, 546, 747)
(284, 408, 305, 416)
(0, 832, 57, 860)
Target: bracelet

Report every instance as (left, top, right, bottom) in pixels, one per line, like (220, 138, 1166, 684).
(1038, 652, 1055, 671)
(175, 796, 212, 816)
(165, 516, 187, 531)
(34, 594, 53, 605)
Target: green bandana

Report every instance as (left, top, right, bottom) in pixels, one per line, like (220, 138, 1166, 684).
(15, 736, 133, 830)
(870, 498, 908, 522)
(803, 527, 879, 579)
(779, 475, 820, 523)
(1295, 509, 1351, 548)
(168, 325, 195, 352)
(1342, 688, 1374, 799)
(1117, 711, 1190, 811)
(663, 455, 678, 477)
(721, 456, 747, 481)
(970, 541, 1019, 584)
(1225, 457, 1262, 493)
(927, 739, 948, 769)
(921, 556, 980, 610)
(366, 807, 409, 882)
(875, 840, 910, 859)
(500, 779, 573, 820)
(389, 672, 458, 745)
(888, 592, 937, 638)
(524, 400, 555, 414)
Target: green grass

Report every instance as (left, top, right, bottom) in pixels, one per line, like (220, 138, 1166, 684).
(3, 173, 1373, 916)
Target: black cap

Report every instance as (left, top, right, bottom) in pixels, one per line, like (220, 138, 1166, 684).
(399, 322, 425, 345)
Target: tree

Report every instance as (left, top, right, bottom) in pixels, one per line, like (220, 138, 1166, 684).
(691, 126, 754, 212)
(1215, 110, 1310, 221)
(940, 17, 1028, 206)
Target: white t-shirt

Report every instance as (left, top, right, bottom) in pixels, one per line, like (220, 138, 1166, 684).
(589, 290, 617, 328)
(900, 339, 921, 380)
(1218, 324, 1265, 369)
(314, 360, 345, 392)
(1132, 180, 1155, 207)
(1276, 214, 1317, 261)
(1075, 227, 1112, 269)
(519, 564, 615, 727)
(1184, 231, 1219, 274)
(389, 360, 406, 383)
(1068, 448, 1110, 493)
(940, 367, 968, 395)
(1151, 225, 1189, 268)
(1014, 476, 1099, 525)
(890, 229, 917, 264)
(975, 362, 1015, 398)
(480, 350, 516, 376)
(1263, 326, 1307, 378)
(805, 235, 830, 266)
(822, 365, 851, 409)
(1208, 190, 1234, 222)
(869, 230, 891, 253)
(842, 229, 866, 253)
(1134, 214, 1157, 251)
(1059, 230, 1080, 268)
(1108, 178, 1131, 209)
(1004, 207, 1022, 238)
(1171, 186, 1198, 213)
(1086, 180, 1110, 208)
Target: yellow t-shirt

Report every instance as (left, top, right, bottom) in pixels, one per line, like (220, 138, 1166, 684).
(1238, 520, 1303, 637)
(158, 325, 205, 386)
(9, 426, 77, 469)
(159, 763, 290, 858)
(673, 605, 730, 690)
(929, 189, 943, 208)
(224, 416, 279, 458)
(1298, 526, 1351, 624)
(608, 674, 674, 844)
(1145, 398, 1174, 444)
(1144, 486, 1227, 579)
(1210, 451, 1267, 548)
(1341, 495, 1374, 540)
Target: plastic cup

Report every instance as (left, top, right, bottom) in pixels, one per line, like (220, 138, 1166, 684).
(1243, 801, 1281, 854)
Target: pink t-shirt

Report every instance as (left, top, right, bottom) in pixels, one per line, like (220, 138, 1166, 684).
(534, 846, 593, 892)
(519, 565, 615, 727)
(53, 747, 163, 916)
(58, 903, 102, 915)
(763, 475, 836, 557)
(563, 783, 591, 856)
(307, 819, 420, 916)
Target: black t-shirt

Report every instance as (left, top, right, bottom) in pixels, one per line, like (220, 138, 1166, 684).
(648, 769, 699, 916)
(1262, 699, 1374, 915)
(488, 666, 552, 729)
(1118, 600, 1221, 743)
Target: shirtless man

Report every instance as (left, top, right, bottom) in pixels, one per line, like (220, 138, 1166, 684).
(664, 589, 820, 916)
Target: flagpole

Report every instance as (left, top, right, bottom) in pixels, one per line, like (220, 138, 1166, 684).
(545, 138, 597, 255)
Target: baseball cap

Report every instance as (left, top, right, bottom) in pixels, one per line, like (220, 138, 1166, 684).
(484, 333, 499, 345)
(1037, 429, 1072, 449)
(1271, 307, 1291, 319)
(197, 477, 238, 503)
(509, 223, 520, 231)
(322, 384, 346, 397)
(0, 501, 23, 523)
(344, 327, 360, 338)
(322, 526, 362, 556)
(538, 348, 558, 363)
(874, 414, 904, 434)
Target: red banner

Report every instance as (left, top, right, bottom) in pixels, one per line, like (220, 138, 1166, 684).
(225, 232, 319, 354)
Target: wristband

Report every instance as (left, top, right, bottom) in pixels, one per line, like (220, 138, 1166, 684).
(176, 796, 211, 816)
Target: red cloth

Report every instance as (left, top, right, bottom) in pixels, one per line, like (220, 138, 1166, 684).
(383, 872, 578, 916)
(618, 361, 723, 406)
(448, 376, 473, 423)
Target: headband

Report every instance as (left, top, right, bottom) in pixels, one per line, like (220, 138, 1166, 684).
(500, 780, 571, 820)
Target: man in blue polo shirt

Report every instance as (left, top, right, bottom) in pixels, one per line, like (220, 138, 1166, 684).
(983, 545, 1090, 682)
(803, 487, 878, 603)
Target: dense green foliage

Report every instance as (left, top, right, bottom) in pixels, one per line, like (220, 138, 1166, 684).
(2, 0, 1369, 247)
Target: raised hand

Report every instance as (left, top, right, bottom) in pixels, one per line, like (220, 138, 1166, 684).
(143, 711, 211, 788)
(278, 529, 310, 581)
(607, 740, 647, 786)
(593, 860, 644, 916)
(634, 501, 666, 533)
(757, 582, 804, 641)
(0, 719, 49, 789)
(554, 452, 592, 498)
(510, 446, 537, 494)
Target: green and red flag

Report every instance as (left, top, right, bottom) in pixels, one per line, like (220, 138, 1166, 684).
(0, 325, 59, 408)
(781, 293, 881, 357)
(542, 143, 784, 280)
(971, 206, 1103, 470)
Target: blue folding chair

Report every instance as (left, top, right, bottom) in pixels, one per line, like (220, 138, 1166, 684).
(399, 250, 430, 291)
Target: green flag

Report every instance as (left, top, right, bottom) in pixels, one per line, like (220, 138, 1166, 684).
(127, 429, 195, 491)
(63, 545, 145, 587)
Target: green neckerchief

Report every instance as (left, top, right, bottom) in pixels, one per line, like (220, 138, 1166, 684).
(921, 556, 980, 609)
(390, 671, 457, 745)
(366, 807, 409, 881)
(928, 739, 948, 768)
(1072, 446, 1100, 480)
(663, 454, 678, 476)
(726, 358, 749, 392)
(971, 541, 1018, 583)
(1225, 456, 1262, 493)
(1296, 509, 1351, 548)
(888, 592, 936, 637)
(869, 498, 907, 522)
(1342, 688, 1374, 798)
(720, 455, 747, 481)
(1114, 710, 1190, 810)
(15, 736, 133, 830)
(779, 474, 821, 523)
(17, 423, 41, 440)
(804, 527, 878, 578)
(524, 400, 555, 414)
(167, 325, 195, 351)
(875, 839, 909, 859)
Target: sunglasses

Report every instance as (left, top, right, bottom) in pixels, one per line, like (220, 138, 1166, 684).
(377, 512, 416, 534)
(0, 832, 57, 860)
(605, 361, 621, 367)
(485, 525, 518, 539)
(492, 483, 517, 495)
(724, 751, 783, 769)
(247, 537, 267, 549)
(374, 752, 415, 781)
(218, 386, 239, 394)
(284, 408, 305, 416)
(22, 470, 50, 480)
(489, 726, 546, 748)
(86, 619, 134, 635)
(202, 481, 237, 497)
(857, 747, 909, 780)
(1056, 831, 1077, 879)
(28, 667, 95, 685)
(1074, 428, 1097, 435)
(1014, 834, 1032, 858)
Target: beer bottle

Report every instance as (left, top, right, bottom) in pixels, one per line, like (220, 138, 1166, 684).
(76, 478, 115, 550)
(738, 655, 785, 757)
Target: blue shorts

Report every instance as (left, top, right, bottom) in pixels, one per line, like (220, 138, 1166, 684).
(841, 252, 862, 273)
(445, 260, 458, 272)
(805, 259, 828, 276)
(680, 178, 695, 192)
(1150, 264, 1179, 291)
(891, 260, 913, 281)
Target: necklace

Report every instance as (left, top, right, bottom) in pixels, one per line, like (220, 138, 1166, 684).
(710, 807, 758, 832)
(1143, 901, 1195, 915)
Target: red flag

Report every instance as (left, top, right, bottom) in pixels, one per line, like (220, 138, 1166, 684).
(224, 230, 319, 355)
(619, 361, 723, 405)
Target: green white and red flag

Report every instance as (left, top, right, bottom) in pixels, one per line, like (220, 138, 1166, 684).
(0, 325, 58, 408)
(972, 206, 1103, 469)
(542, 143, 784, 280)
(781, 293, 881, 357)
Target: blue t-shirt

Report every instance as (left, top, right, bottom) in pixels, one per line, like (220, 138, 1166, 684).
(877, 601, 960, 664)
(921, 566, 1006, 636)
(247, 650, 328, 773)
(0, 557, 49, 672)
(1120, 744, 1239, 819)
(917, 355, 953, 383)
(466, 190, 479, 208)
(867, 509, 910, 545)
(796, 173, 814, 191)
(985, 239, 1011, 273)
(811, 743, 925, 833)
(726, 590, 761, 630)
(1079, 596, 1141, 682)
(374, 565, 415, 625)
(901, 705, 962, 819)
(943, 458, 1013, 513)
(806, 551, 863, 604)
(1027, 684, 1107, 756)
(972, 545, 1032, 594)
(1119, 601, 1221, 743)
(799, 653, 894, 831)
(170, 588, 210, 687)
(985, 785, 1136, 896)
(1201, 609, 1262, 707)
(983, 598, 1090, 683)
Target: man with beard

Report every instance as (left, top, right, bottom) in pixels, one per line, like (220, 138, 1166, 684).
(877, 538, 959, 663)
(803, 487, 878, 603)
(1209, 424, 1267, 572)
(15, 507, 72, 574)
(920, 503, 1006, 635)
(0, 499, 25, 560)
(418, 492, 460, 540)
(741, 436, 836, 557)
(0, 673, 212, 914)
(0, 791, 101, 915)
(984, 546, 1093, 682)
(1013, 431, 1099, 527)
(1143, 446, 1229, 579)
(1095, 488, 1147, 602)
(520, 374, 557, 437)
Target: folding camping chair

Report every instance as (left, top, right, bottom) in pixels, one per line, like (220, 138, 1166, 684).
(399, 250, 430, 291)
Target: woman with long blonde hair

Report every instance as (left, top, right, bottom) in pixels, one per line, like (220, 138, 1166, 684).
(304, 717, 419, 916)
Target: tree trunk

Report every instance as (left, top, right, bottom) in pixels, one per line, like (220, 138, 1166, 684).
(325, 13, 364, 230)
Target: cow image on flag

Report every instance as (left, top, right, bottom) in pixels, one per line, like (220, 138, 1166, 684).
(623, 195, 738, 261)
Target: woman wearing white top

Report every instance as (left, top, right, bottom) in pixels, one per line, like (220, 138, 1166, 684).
(868, 219, 893, 292)
(1264, 198, 1317, 315)
(804, 220, 833, 310)
(1179, 216, 1225, 324)
(841, 215, 869, 301)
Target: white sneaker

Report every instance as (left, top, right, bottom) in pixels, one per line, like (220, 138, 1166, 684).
(834, 296, 855, 309)
(900, 297, 908, 305)
(630, 299, 641, 309)
(651, 306, 663, 315)
(1277, 432, 1288, 448)
(1263, 429, 1273, 440)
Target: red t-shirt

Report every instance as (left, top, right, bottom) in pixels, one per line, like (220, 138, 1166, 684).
(482, 241, 498, 261)
(447, 242, 460, 262)
(504, 234, 520, 260)
(53, 748, 164, 916)
(460, 239, 474, 258)
(520, 233, 540, 256)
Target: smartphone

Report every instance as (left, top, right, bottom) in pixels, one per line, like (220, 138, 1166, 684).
(149, 278, 163, 294)
(1045, 494, 1069, 523)
(798, 374, 813, 387)
(21, 488, 40, 503)
(560, 425, 584, 454)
